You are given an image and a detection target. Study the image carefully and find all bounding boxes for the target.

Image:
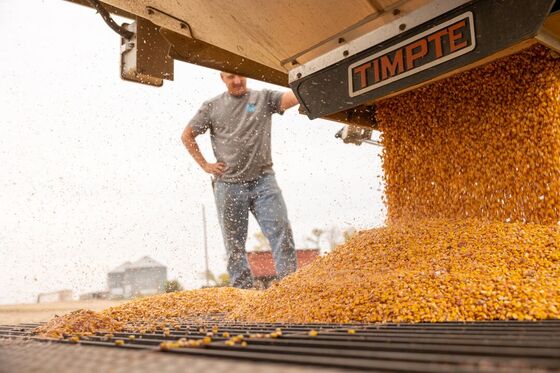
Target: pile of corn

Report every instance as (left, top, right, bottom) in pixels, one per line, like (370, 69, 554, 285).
(231, 218, 560, 323)
(36, 287, 256, 338)
(37, 216, 560, 333)
(36, 45, 560, 334)
(35, 309, 123, 339)
(377, 45, 560, 224)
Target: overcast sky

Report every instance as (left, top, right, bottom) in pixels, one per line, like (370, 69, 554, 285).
(0, 0, 385, 304)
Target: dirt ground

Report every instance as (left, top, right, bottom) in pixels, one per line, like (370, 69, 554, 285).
(0, 300, 126, 325)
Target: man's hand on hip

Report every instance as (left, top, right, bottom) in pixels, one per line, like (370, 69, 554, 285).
(203, 162, 226, 176)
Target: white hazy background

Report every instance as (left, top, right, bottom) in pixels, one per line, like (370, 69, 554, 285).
(0, 0, 385, 304)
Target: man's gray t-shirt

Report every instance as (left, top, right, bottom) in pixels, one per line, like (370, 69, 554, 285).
(188, 89, 284, 182)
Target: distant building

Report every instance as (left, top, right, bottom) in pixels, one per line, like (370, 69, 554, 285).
(247, 249, 320, 289)
(36, 289, 73, 304)
(108, 256, 167, 299)
(107, 261, 132, 298)
(79, 291, 109, 301)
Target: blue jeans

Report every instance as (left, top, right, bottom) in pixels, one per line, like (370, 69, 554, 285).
(213, 173, 297, 288)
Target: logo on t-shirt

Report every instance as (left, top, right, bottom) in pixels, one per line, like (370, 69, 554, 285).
(246, 103, 256, 113)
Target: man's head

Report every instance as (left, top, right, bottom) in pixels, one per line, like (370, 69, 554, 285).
(220, 72, 247, 96)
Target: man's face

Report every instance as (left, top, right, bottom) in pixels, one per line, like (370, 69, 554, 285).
(221, 73, 247, 96)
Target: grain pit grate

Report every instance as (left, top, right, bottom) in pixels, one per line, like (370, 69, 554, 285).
(2, 320, 560, 372)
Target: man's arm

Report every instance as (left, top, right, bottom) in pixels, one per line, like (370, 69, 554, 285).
(279, 91, 299, 112)
(181, 126, 225, 176)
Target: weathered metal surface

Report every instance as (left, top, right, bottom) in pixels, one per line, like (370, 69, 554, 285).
(0, 339, 339, 373)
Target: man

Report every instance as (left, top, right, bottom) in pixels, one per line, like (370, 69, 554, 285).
(181, 72, 300, 289)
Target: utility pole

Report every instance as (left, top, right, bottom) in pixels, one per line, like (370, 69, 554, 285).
(202, 204, 209, 287)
